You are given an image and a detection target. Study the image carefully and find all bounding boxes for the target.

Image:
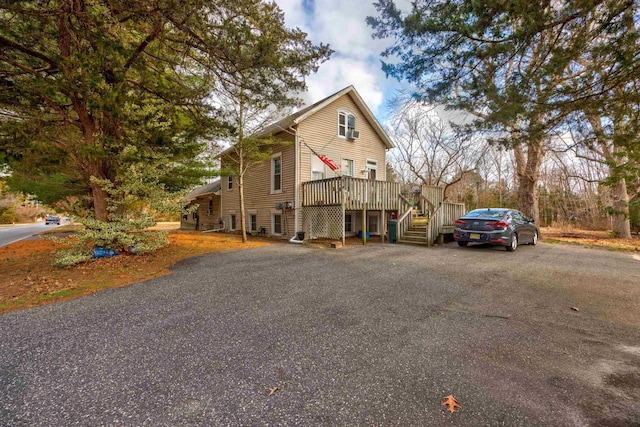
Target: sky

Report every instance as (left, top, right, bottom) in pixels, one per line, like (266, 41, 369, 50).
(274, 0, 409, 122)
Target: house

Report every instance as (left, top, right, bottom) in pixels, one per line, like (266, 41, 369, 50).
(183, 85, 465, 245)
(180, 180, 222, 231)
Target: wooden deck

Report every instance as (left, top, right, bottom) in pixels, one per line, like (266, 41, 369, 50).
(302, 176, 402, 210)
(300, 177, 466, 245)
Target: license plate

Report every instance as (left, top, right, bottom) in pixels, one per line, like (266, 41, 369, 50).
(469, 233, 481, 239)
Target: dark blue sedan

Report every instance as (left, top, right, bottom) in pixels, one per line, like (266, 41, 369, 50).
(453, 208, 539, 251)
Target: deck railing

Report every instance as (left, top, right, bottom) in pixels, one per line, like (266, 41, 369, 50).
(441, 202, 466, 227)
(301, 178, 465, 244)
(426, 201, 467, 246)
(396, 194, 414, 240)
(302, 176, 402, 210)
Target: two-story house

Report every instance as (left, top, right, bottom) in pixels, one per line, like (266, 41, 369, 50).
(183, 85, 465, 245)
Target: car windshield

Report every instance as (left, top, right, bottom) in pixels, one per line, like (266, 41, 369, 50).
(463, 209, 506, 220)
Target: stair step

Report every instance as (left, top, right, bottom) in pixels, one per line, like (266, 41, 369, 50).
(403, 231, 427, 239)
(397, 238, 429, 246)
(399, 234, 427, 242)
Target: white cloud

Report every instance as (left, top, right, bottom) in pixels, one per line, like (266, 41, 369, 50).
(303, 57, 385, 112)
(273, 0, 394, 118)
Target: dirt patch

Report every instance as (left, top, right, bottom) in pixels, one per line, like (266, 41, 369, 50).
(0, 230, 272, 315)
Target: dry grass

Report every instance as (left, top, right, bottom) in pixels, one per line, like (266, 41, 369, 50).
(542, 227, 640, 251)
(0, 231, 272, 315)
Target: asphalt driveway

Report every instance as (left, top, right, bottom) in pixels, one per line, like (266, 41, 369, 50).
(1, 242, 639, 426)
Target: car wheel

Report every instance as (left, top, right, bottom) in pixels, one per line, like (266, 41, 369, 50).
(530, 231, 538, 246)
(506, 233, 518, 252)
(457, 241, 468, 247)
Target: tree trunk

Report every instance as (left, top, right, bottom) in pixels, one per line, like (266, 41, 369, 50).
(513, 140, 544, 223)
(90, 181, 109, 221)
(611, 178, 631, 238)
(239, 177, 247, 243)
(238, 150, 247, 243)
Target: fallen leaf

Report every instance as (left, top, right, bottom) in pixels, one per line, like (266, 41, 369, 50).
(441, 395, 462, 413)
(269, 387, 279, 396)
(571, 307, 580, 311)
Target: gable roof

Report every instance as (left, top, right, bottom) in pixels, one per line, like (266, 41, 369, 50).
(259, 85, 394, 149)
(182, 179, 221, 202)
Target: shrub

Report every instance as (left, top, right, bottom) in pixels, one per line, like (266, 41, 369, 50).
(50, 215, 170, 267)
(0, 205, 16, 224)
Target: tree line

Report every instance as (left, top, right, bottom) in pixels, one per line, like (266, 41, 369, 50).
(369, 0, 639, 237)
(0, 0, 330, 263)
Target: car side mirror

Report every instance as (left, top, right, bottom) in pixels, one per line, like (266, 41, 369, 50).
(527, 218, 535, 223)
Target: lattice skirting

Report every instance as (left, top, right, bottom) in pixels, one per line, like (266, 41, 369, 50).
(301, 205, 344, 240)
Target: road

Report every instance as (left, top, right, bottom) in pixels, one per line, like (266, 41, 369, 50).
(0, 222, 56, 248)
(1, 241, 639, 426)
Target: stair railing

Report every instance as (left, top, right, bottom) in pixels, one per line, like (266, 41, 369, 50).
(426, 202, 444, 246)
(397, 194, 414, 241)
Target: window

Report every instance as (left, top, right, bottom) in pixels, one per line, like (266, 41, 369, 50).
(342, 159, 354, 177)
(227, 176, 233, 190)
(273, 214, 282, 235)
(207, 199, 213, 215)
(272, 153, 282, 193)
(338, 111, 356, 137)
(345, 213, 354, 232)
(368, 214, 379, 234)
(311, 154, 326, 180)
(250, 214, 257, 232)
(230, 214, 236, 230)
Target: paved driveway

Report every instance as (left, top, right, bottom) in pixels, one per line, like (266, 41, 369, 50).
(1, 242, 639, 426)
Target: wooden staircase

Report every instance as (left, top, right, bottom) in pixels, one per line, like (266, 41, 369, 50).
(394, 186, 467, 247)
(398, 210, 429, 245)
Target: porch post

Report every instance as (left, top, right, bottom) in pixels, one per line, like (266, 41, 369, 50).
(362, 203, 367, 245)
(342, 177, 346, 246)
(362, 178, 368, 245)
(381, 186, 386, 244)
(382, 208, 386, 244)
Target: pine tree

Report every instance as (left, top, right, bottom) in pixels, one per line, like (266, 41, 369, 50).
(0, 1, 329, 222)
(368, 0, 639, 228)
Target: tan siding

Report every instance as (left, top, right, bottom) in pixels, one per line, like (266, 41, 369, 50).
(297, 94, 387, 184)
(220, 133, 296, 237)
(221, 91, 390, 236)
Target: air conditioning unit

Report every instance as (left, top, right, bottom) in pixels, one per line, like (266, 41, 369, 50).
(347, 130, 360, 140)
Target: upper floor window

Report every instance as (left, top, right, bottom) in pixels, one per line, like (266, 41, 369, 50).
(227, 176, 233, 190)
(272, 153, 282, 193)
(338, 111, 356, 138)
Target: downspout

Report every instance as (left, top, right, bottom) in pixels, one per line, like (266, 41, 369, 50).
(293, 125, 300, 235)
(289, 126, 303, 244)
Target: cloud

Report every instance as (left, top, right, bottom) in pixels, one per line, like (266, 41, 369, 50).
(303, 57, 385, 111)
(274, 0, 393, 118)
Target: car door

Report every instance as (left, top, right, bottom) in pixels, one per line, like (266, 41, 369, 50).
(513, 211, 531, 243)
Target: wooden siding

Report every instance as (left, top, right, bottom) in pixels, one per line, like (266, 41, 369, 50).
(197, 194, 222, 230)
(297, 94, 387, 185)
(221, 91, 392, 234)
(181, 194, 221, 231)
(220, 134, 296, 237)
(295, 93, 390, 230)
